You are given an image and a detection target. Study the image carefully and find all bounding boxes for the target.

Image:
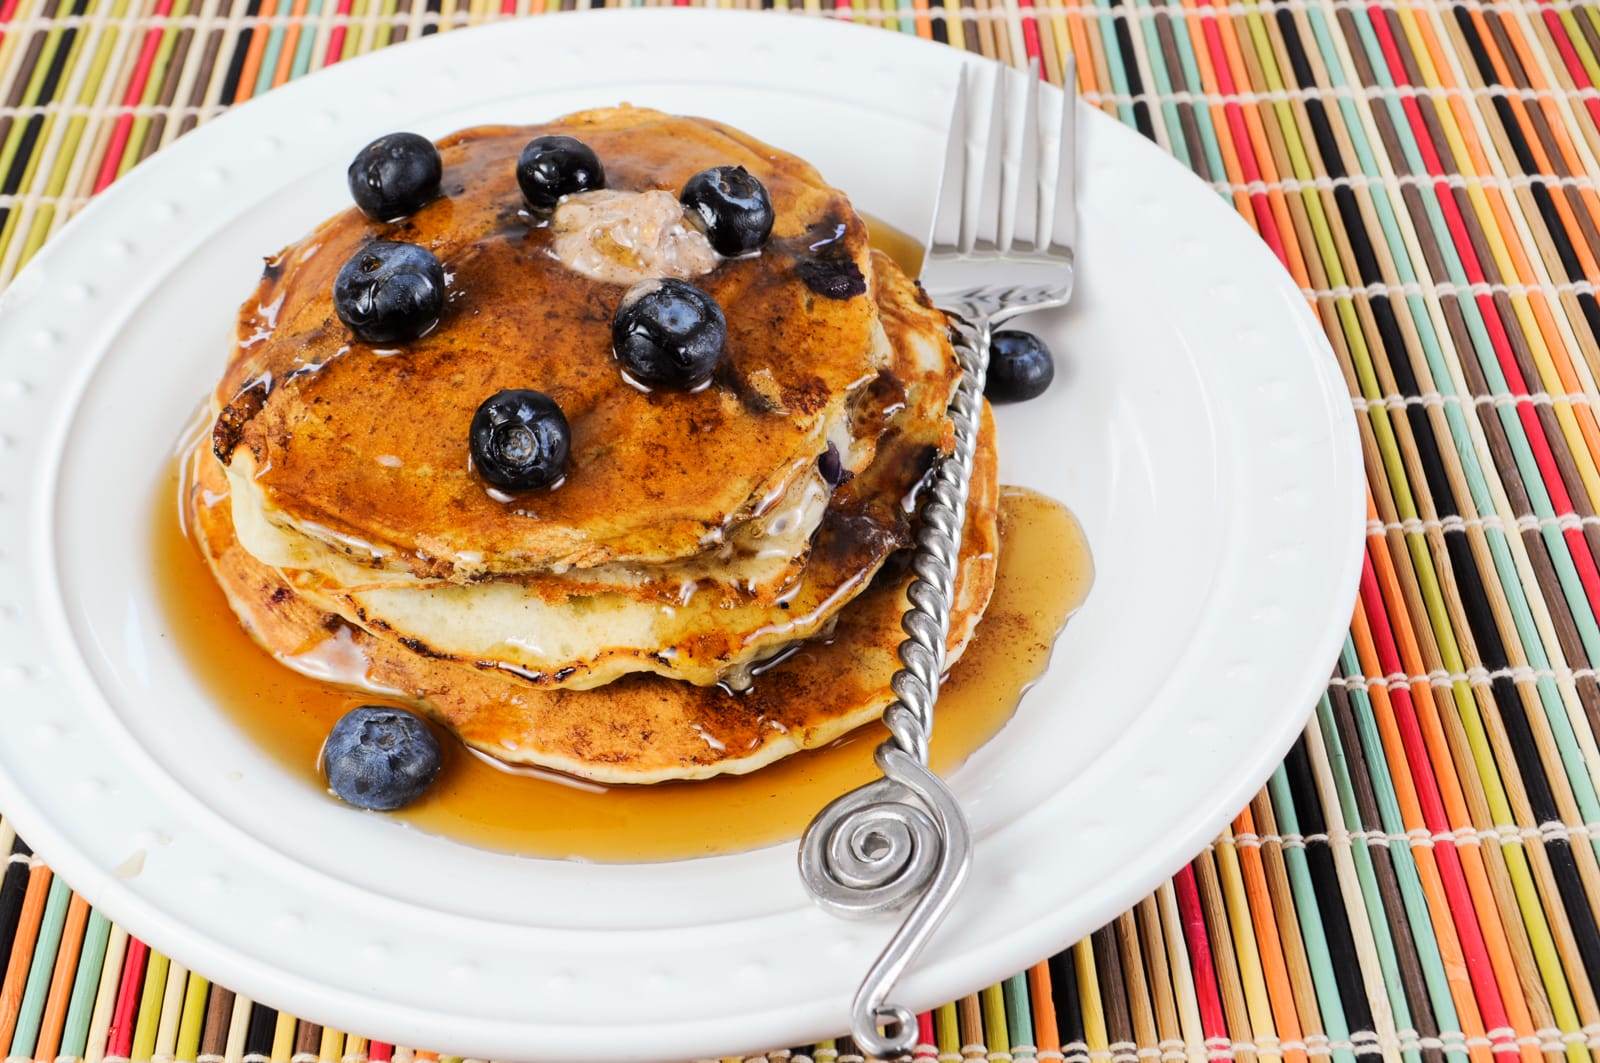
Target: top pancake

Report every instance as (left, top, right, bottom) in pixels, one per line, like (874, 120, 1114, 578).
(212, 107, 882, 578)
(220, 251, 962, 691)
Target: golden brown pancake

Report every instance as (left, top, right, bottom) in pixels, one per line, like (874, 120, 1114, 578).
(189, 407, 1000, 783)
(213, 107, 885, 580)
(221, 252, 963, 690)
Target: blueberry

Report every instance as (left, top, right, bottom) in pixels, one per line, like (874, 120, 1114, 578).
(346, 132, 442, 221)
(470, 389, 571, 491)
(818, 441, 849, 487)
(516, 135, 604, 210)
(332, 240, 445, 344)
(794, 256, 866, 300)
(322, 706, 442, 811)
(680, 166, 774, 257)
(611, 279, 727, 390)
(985, 330, 1055, 403)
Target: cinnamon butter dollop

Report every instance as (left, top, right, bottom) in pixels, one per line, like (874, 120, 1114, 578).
(550, 189, 720, 285)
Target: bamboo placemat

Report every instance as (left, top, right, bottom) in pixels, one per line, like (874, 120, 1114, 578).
(4, 0, 1600, 1060)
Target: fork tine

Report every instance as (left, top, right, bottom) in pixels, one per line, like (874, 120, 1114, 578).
(1012, 58, 1042, 251)
(965, 63, 1006, 253)
(1049, 52, 1078, 257)
(927, 66, 968, 254)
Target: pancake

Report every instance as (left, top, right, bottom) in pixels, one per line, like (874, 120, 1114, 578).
(188, 406, 1000, 783)
(218, 252, 962, 689)
(223, 247, 953, 600)
(286, 421, 926, 690)
(212, 107, 886, 580)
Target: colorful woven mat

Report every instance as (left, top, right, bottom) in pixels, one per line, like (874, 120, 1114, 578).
(4, 0, 1600, 1060)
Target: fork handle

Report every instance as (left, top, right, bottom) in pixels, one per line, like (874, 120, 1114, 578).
(798, 315, 990, 1059)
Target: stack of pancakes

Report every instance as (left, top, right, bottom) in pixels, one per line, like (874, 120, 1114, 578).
(195, 108, 1000, 783)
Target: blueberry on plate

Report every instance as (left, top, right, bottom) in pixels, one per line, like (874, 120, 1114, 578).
(346, 132, 442, 221)
(680, 165, 774, 257)
(470, 389, 571, 492)
(332, 240, 446, 344)
(516, 135, 604, 210)
(322, 705, 442, 811)
(611, 279, 728, 390)
(985, 330, 1055, 403)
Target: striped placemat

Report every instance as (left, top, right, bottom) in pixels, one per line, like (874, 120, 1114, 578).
(5, 1, 1600, 1060)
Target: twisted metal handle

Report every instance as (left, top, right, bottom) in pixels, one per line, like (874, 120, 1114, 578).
(798, 317, 991, 1060)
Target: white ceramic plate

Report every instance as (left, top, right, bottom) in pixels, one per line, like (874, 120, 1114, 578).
(0, 11, 1363, 1060)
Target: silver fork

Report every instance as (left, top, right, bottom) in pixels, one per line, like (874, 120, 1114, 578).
(924, 56, 1079, 323)
(798, 57, 1079, 1061)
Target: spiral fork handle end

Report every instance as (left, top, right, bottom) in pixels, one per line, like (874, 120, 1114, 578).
(798, 748, 971, 1059)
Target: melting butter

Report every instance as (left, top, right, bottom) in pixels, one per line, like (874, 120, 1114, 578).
(550, 189, 719, 285)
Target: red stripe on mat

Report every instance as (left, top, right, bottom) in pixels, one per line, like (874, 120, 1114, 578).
(324, 0, 355, 67)
(1194, 1, 1287, 265)
(1173, 864, 1227, 1041)
(1537, 4, 1600, 132)
(1016, 0, 1041, 64)
(92, 0, 176, 193)
(1356, 552, 1514, 1042)
(106, 937, 150, 1060)
(0, 0, 22, 44)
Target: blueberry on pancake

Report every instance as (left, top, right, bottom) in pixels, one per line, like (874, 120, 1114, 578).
(611, 279, 727, 391)
(332, 240, 445, 344)
(470, 389, 571, 492)
(681, 165, 774, 257)
(347, 132, 442, 221)
(517, 134, 605, 210)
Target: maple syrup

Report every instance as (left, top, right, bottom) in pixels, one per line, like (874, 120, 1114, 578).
(862, 213, 925, 277)
(153, 465, 1089, 861)
(154, 218, 1089, 862)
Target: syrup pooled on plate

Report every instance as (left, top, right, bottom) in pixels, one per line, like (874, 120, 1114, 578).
(156, 218, 1089, 862)
(862, 213, 924, 277)
(154, 461, 1088, 862)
